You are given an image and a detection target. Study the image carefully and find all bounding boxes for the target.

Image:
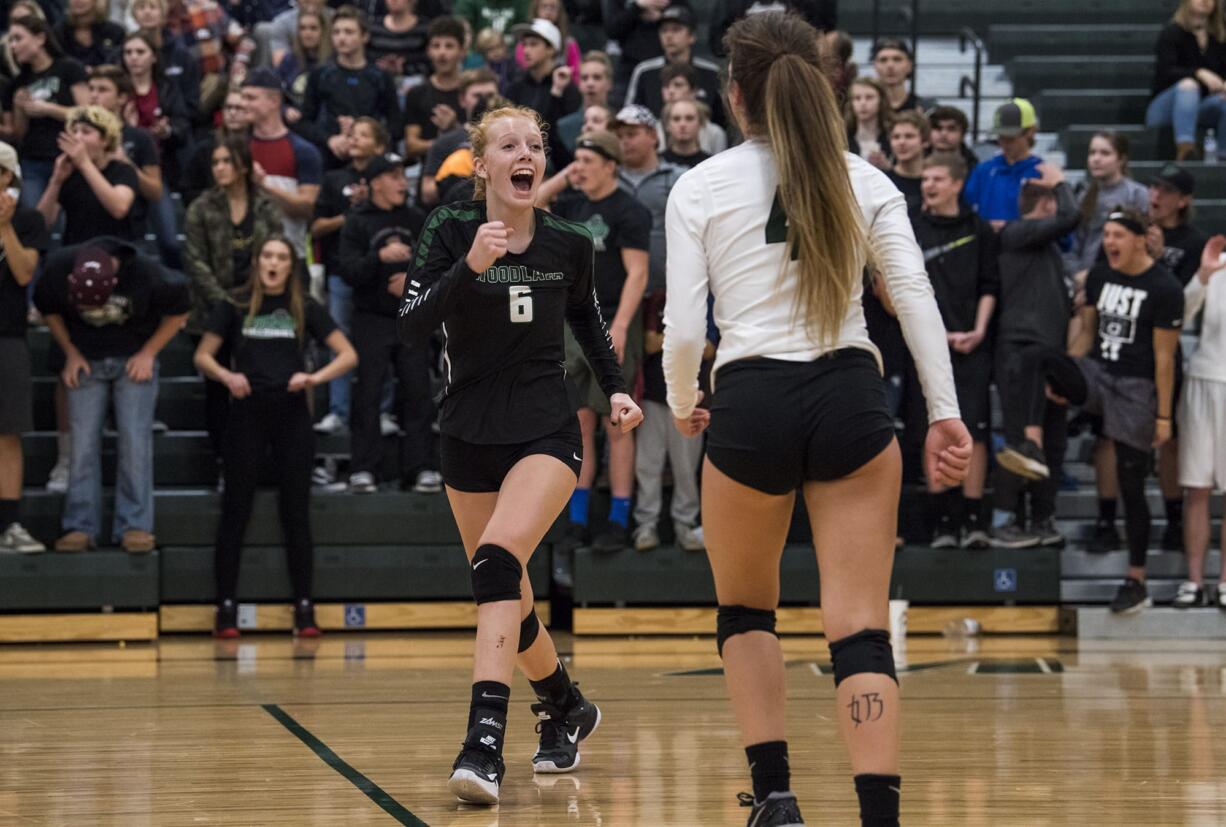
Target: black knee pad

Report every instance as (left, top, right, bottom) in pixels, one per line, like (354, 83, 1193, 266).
(470, 544, 522, 604)
(716, 605, 778, 657)
(828, 628, 897, 687)
(518, 609, 540, 653)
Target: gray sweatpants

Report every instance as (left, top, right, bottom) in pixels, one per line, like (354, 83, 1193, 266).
(633, 400, 703, 528)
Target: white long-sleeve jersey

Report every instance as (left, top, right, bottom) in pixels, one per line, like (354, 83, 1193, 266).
(662, 140, 961, 424)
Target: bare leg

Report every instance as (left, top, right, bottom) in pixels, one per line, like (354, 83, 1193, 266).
(803, 441, 902, 776)
(1096, 438, 1119, 500)
(0, 435, 22, 500)
(576, 408, 598, 491)
(1184, 488, 1211, 586)
(964, 441, 988, 500)
(602, 416, 635, 500)
(1158, 440, 1181, 500)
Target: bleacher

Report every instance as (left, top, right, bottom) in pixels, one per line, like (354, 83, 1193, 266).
(2, 0, 1222, 642)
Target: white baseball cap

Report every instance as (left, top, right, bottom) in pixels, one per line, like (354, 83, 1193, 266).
(0, 141, 22, 188)
(512, 18, 562, 52)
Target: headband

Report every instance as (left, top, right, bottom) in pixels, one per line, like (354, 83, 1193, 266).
(1105, 211, 1145, 236)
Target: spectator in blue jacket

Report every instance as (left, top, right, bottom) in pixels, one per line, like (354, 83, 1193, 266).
(964, 98, 1043, 226)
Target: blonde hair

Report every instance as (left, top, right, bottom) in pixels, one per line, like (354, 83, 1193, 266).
(467, 105, 547, 199)
(726, 12, 868, 346)
(66, 105, 122, 152)
(1174, 0, 1226, 42)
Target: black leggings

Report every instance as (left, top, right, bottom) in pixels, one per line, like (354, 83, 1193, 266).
(1115, 441, 1152, 568)
(214, 390, 315, 602)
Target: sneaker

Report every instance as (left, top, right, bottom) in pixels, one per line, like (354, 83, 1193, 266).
(412, 469, 443, 494)
(1172, 580, 1206, 609)
(633, 523, 660, 552)
(995, 439, 1050, 481)
(675, 522, 705, 552)
(448, 746, 505, 805)
(1086, 521, 1122, 554)
(214, 598, 239, 639)
(313, 412, 346, 435)
(1216, 584, 1226, 611)
(54, 530, 93, 552)
(1161, 521, 1184, 552)
(990, 518, 1040, 549)
(380, 413, 401, 437)
(293, 599, 321, 637)
(1031, 517, 1066, 548)
(348, 471, 377, 494)
(311, 458, 337, 487)
(590, 520, 627, 553)
(1110, 577, 1152, 615)
(46, 457, 69, 493)
(0, 523, 46, 554)
(930, 528, 959, 549)
(531, 687, 601, 773)
(960, 526, 991, 549)
(121, 529, 156, 553)
(737, 790, 805, 826)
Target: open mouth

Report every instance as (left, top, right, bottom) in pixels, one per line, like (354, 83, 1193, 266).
(511, 170, 535, 194)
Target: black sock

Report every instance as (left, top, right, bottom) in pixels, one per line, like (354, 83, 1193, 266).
(467, 680, 510, 755)
(745, 740, 790, 801)
(0, 498, 17, 527)
(962, 496, 982, 529)
(1098, 498, 1117, 525)
(1165, 497, 1183, 526)
(933, 489, 961, 531)
(529, 658, 577, 710)
(854, 774, 901, 827)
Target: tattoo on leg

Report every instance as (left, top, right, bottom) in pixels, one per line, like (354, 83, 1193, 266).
(847, 692, 885, 728)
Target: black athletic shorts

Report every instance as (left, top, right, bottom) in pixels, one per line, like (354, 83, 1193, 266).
(706, 348, 897, 495)
(952, 349, 992, 443)
(440, 417, 583, 493)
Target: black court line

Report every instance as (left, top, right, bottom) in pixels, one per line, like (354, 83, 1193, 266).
(261, 703, 428, 827)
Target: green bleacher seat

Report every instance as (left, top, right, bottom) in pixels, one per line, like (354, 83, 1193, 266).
(988, 24, 1161, 62)
(1037, 90, 1150, 132)
(1060, 125, 1161, 163)
(1009, 56, 1154, 97)
(842, 0, 1173, 36)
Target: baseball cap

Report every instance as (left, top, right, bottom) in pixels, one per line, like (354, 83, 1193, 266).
(993, 98, 1037, 137)
(363, 152, 406, 181)
(576, 130, 622, 164)
(611, 104, 658, 130)
(871, 37, 913, 61)
(659, 5, 695, 29)
(1151, 162, 1195, 195)
(0, 141, 21, 188)
(242, 67, 284, 93)
(511, 18, 562, 52)
(68, 245, 118, 308)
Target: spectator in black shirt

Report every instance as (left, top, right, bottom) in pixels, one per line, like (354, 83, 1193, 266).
(57, 0, 124, 67)
(276, 9, 329, 113)
(555, 50, 613, 154)
(912, 152, 999, 549)
(625, 5, 723, 127)
(1145, 0, 1226, 161)
(37, 105, 139, 245)
(506, 18, 581, 146)
(1147, 163, 1207, 286)
(194, 235, 357, 638)
(368, 0, 431, 82)
(420, 68, 501, 207)
(403, 16, 465, 162)
(539, 129, 649, 550)
(33, 238, 191, 553)
(1, 15, 90, 208)
(661, 98, 710, 168)
(603, 0, 688, 92)
(299, 5, 403, 166)
(886, 109, 927, 213)
(872, 37, 930, 114)
(338, 152, 436, 494)
(86, 65, 163, 240)
(928, 105, 980, 180)
(0, 142, 49, 554)
(183, 89, 251, 206)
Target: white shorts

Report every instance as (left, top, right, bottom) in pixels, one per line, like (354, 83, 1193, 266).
(1178, 376, 1226, 491)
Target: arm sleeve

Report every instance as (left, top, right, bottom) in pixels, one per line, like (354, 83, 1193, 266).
(32, 252, 69, 316)
(1155, 280, 1186, 329)
(305, 296, 339, 342)
(870, 178, 962, 423)
(604, 0, 642, 41)
(204, 299, 233, 338)
(296, 68, 326, 147)
(338, 218, 381, 287)
(1183, 272, 1211, 325)
(183, 202, 230, 305)
(977, 221, 1000, 297)
(1154, 26, 1197, 92)
(397, 209, 480, 343)
(997, 183, 1080, 251)
(565, 231, 626, 398)
(380, 73, 404, 140)
(292, 137, 323, 185)
(1085, 266, 1104, 306)
(662, 171, 710, 420)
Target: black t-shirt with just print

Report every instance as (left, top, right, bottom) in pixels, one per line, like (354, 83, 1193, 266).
(554, 188, 652, 312)
(206, 293, 337, 393)
(1086, 262, 1184, 379)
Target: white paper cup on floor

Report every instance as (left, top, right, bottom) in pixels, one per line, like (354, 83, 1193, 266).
(888, 599, 908, 645)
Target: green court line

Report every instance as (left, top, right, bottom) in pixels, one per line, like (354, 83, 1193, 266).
(262, 703, 428, 826)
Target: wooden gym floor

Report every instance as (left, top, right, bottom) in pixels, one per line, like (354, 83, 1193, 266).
(1, 632, 1224, 825)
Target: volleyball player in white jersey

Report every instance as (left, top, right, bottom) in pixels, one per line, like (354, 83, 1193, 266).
(663, 13, 971, 827)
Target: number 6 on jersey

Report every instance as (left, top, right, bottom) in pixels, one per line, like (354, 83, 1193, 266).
(509, 285, 533, 323)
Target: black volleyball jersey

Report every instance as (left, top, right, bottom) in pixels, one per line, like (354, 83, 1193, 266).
(398, 200, 626, 444)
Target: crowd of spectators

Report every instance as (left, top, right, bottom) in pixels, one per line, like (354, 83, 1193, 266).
(0, 0, 1223, 622)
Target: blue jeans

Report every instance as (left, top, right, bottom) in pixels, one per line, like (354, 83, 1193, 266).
(19, 158, 53, 211)
(63, 357, 159, 543)
(325, 274, 392, 421)
(1146, 81, 1226, 150)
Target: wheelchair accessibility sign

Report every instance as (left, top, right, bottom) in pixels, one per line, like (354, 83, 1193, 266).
(993, 568, 1018, 593)
(344, 604, 366, 628)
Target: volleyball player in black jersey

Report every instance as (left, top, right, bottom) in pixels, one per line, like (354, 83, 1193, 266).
(398, 104, 643, 805)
